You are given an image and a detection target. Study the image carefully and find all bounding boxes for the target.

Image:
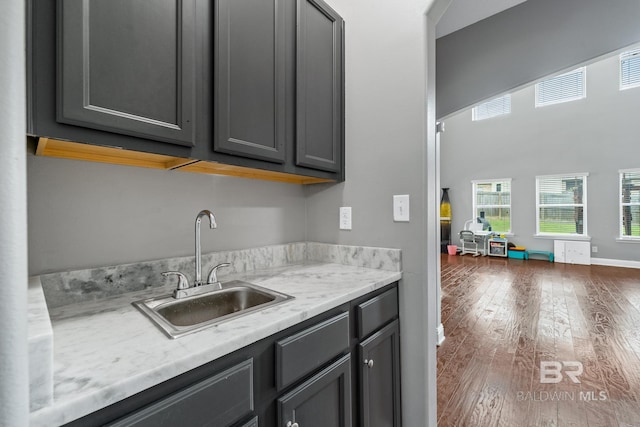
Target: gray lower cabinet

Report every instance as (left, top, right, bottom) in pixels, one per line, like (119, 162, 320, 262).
(56, 0, 198, 147)
(106, 359, 254, 427)
(62, 285, 398, 427)
(278, 355, 352, 427)
(355, 287, 401, 427)
(358, 320, 401, 427)
(295, 0, 344, 174)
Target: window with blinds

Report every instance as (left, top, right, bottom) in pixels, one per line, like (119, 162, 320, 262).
(620, 48, 640, 90)
(472, 94, 511, 121)
(535, 67, 586, 107)
(472, 179, 512, 233)
(536, 174, 588, 236)
(620, 169, 640, 239)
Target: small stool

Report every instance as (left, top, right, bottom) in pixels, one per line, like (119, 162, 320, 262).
(527, 250, 554, 262)
(508, 249, 527, 260)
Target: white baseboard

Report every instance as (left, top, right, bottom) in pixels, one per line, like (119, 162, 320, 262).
(437, 323, 445, 346)
(591, 257, 640, 269)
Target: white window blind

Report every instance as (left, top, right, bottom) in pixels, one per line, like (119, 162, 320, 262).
(472, 94, 511, 121)
(472, 179, 512, 233)
(536, 174, 588, 236)
(535, 67, 586, 107)
(620, 169, 640, 239)
(620, 48, 640, 90)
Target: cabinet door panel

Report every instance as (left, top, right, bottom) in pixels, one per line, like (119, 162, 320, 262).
(359, 320, 401, 427)
(214, 0, 286, 163)
(57, 0, 197, 146)
(296, 0, 343, 173)
(278, 354, 352, 427)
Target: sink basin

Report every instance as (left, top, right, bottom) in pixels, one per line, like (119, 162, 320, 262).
(133, 280, 294, 339)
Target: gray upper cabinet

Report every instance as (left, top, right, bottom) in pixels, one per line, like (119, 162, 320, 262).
(29, 0, 345, 181)
(296, 0, 344, 173)
(57, 0, 197, 147)
(214, 0, 286, 163)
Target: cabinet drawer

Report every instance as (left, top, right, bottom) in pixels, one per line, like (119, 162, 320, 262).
(107, 359, 253, 427)
(356, 287, 398, 340)
(275, 311, 350, 391)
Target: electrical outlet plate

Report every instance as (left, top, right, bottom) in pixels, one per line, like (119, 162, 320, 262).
(393, 195, 410, 222)
(340, 207, 352, 230)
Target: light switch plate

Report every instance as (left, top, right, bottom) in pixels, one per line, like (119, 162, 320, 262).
(393, 195, 410, 222)
(340, 207, 352, 230)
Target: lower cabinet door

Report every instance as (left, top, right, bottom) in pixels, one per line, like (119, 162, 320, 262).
(359, 320, 401, 427)
(278, 354, 352, 427)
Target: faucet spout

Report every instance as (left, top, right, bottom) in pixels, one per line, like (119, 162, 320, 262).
(195, 210, 217, 286)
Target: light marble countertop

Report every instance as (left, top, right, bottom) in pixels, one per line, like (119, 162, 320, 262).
(29, 260, 401, 426)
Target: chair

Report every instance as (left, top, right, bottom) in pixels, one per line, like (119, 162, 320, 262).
(459, 230, 480, 256)
(464, 219, 484, 233)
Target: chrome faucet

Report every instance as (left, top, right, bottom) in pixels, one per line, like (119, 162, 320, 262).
(162, 210, 230, 299)
(195, 210, 217, 286)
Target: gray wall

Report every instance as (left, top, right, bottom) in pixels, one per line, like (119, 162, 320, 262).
(436, 0, 640, 119)
(304, 0, 438, 424)
(28, 155, 307, 274)
(441, 50, 640, 263)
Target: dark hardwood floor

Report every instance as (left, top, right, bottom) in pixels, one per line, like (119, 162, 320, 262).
(437, 254, 640, 427)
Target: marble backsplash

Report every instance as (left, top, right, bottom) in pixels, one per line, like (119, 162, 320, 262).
(39, 242, 401, 309)
(307, 242, 402, 272)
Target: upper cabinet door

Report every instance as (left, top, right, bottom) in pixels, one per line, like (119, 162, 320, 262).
(57, 0, 197, 147)
(214, 0, 287, 163)
(296, 0, 344, 173)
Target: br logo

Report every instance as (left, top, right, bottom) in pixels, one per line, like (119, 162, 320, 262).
(540, 361, 583, 384)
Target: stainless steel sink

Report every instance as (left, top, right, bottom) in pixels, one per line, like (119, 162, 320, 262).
(133, 280, 294, 339)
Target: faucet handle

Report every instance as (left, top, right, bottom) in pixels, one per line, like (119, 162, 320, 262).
(207, 263, 231, 286)
(162, 271, 190, 290)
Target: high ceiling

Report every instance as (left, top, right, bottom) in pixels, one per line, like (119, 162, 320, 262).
(436, 0, 527, 38)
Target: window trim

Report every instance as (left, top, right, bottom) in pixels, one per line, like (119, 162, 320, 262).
(620, 48, 640, 91)
(535, 173, 589, 238)
(535, 67, 587, 107)
(471, 178, 512, 234)
(619, 168, 640, 240)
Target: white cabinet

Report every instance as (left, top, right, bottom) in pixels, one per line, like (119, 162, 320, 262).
(553, 240, 590, 265)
